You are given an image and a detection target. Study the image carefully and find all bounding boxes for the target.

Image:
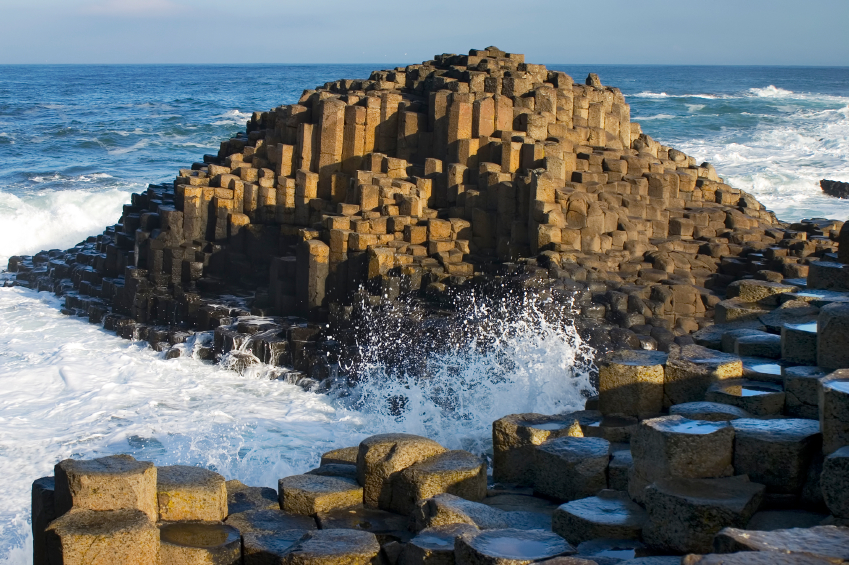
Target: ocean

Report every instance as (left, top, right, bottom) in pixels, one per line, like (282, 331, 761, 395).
(0, 63, 847, 563)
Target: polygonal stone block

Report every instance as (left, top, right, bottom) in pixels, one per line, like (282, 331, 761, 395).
(663, 345, 743, 407)
(552, 489, 647, 545)
(820, 370, 849, 454)
(713, 525, 849, 562)
(224, 508, 317, 536)
(412, 493, 511, 532)
(608, 449, 633, 492)
(321, 446, 358, 465)
(731, 418, 822, 494)
(669, 401, 751, 421)
(705, 379, 785, 416)
(278, 474, 362, 515)
(316, 506, 409, 545)
(721, 329, 769, 353)
(242, 531, 306, 565)
(403, 524, 479, 564)
(157, 465, 227, 522)
(356, 433, 445, 508)
(454, 528, 576, 565)
(783, 366, 828, 420)
(32, 477, 56, 565)
(54, 454, 157, 521)
(388, 450, 486, 515)
(533, 436, 609, 501)
(781, 321, 818, 365)
(492, 413, 583, 486)
(821, 446, 849, 519)
(818, 303, 849, 370)
(280, 529, 380, 565)
(726, 279, 797, 306)
(715, 299, 770, 324)
(226, 479, 279, 515)
(306, 463, 358, 481)
(641, 476, 765, 554)
(682, 552, 835, 565)
(45, 508, 159, 565)
(598, 350, 668, 418)
(159, 523, 241, 565)
(808, 260, 849, 291)
(734, 333, 782, 359)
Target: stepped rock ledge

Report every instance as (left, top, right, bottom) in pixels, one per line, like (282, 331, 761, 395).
(7, 47, 849, 565)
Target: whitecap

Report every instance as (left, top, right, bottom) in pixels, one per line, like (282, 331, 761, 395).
(686, 104, 706, 112)
(107, 139, 150, 155)
(635, 114, 677, 121)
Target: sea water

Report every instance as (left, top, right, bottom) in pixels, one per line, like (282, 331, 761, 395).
(0, 64, 847, 562)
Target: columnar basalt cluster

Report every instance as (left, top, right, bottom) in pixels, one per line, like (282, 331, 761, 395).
(8, 47, 846, 377)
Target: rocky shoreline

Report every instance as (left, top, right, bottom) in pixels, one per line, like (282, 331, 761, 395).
(6, 46, 849, 563)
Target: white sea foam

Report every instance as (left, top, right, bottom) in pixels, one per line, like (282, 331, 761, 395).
(636, 114, 677, 121)
(686, 104, 706, 112)
(0, 187, 135, 266)
(107, 138, 150, 155)
(212, 109, 252, 126)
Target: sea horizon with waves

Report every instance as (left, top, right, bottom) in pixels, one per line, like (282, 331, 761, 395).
(0, 63, 847, 563)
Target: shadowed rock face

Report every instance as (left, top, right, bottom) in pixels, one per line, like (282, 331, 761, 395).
(821, 179, 849, 199)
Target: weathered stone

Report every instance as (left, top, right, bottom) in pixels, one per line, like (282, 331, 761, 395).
(357, 433, 446, 509)
(783, 366, 828, 420)
(693, 322, 766, 351)
(598, 349, 668, 418)
(572, 538, 649, 562)
(159, 522, 241, 565)
(32, 477, 56, 565)
(389, 450, 486, 515)
(321, 446, 359, 465)
(608, 449, 633, 492)
(781, 322, 819, 365)
(492, 413, 583, 486)
(54, 454, 157, 521)
(412, 493, 547, 532)
(45, 508, 159, 565)
(746, 509, 829, 531)
(278, 474, 363, 515)
(731, 418, 822, 494)
(157, 465, 227, 522)
(817, 303, 849, 370)
(682, 552, 835, 565)
(307, 463, 358, 481)
(402, 523, 479, 564)
(280, 529, 380, 564)
(716, 299, 771, 324)
(663, 345, 743, 407)
(820, 370, 849, 454)
(713, 525, 849, 562)
(670, 402, 751, 421)
(705, 379, 785, 416)
(225, 507, 317, 535)
(734, 333, 782, 360)
(242, 531, 306, 564)
(316, 506, 410, 544)
(821, 446, 849, 519)
(454, 528, 576, 565)
(533, 436, 609, 501)
(226, 479, 279, 514)
(642, 476, 765, 554)
(727, 280, 797, 306)
(552, 489, 647, 545)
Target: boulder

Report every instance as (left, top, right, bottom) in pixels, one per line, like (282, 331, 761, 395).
(357, 433, 446, 509)
(454, 528, 576, 565)
(730, 418, 822, 494)
(597, 349, 668, 418)
(821, 446, 849, 519)
(669, 401, 751, 422)
(663, 345, 743, 407)
(492, 413, 583, 486)
(54, 454, 157, 521)
(642, 476, 765, 554)
(157, 465, 227, 522)
(159, 522, 241, 565)
(705, 379, 785, 416)
(278, 474, 363, 515)
(226, 479, 279, 514)
(389, 450, 486, 516)
(533, 436, 609, 501)
(551, 489, 647, 545)
(45, 508, 159, 565)
(402, 524, 479, 564)
(819, 370, 849, 454)
(713, 525, 849, 562)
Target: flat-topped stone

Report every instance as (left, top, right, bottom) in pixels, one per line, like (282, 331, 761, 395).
(54, 454, 157, 521)
(663, 344, 743, 407)
(574, 538, 648, 562)
(533, 436, 609, 501)
(734, 333, 781, 359)
(682, 552, 836, 565)
(316, 505, 410, 544)
(807, 260, 849, 291)
(357, 433, 446, 509)
(159, 522, 240, 565)
(412, 493, 511, 531)
(279, 529, 380, 564)
(389, 449, 486, 515)
(321, 446, 358, 465)
(693, 321, 766, 350)
(552, 489, 648, 545)
(455, 528, 576, 565)
(278, 474, 363, 515)
(45, 508, 158, 565)
(403, 523, 479, 564)
(715, 299, 771, 324)
(820, 370, 849, 453)
(720, 329, 769, 354)
(225, 508, 317, 535)
(731, 418, 822, 494)
(821, 446, 849, 519)
(727, 279, 798, 306)
(642, 476, 765, 554)
(788, 289, 849, 307)
(817, 303, 849, 370)
(226, 479, 279, 514)
(783, 366, 828, 419)
(670, 402, 751, 421)
(157, 465, 227, 522)
(580, 413, 640, 444)
(597, 349, 668, 418)
(740, 356, 786, 384)
(306, 463, 358, 481)
(493, 413, 583, 486)
(713, 525, 849, 562)
(705, 379, 785, 416)
(242, 531, 307, 564)
(761, 301, 819, 333)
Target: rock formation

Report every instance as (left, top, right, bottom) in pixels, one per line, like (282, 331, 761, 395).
(821, 179, 849, 199)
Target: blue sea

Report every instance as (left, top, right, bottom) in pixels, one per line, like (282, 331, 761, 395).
(0, 64, 847, 563)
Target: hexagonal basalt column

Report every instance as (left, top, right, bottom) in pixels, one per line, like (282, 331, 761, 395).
(159, 523, 241, 565)
(783, 366, 828, 420)
(402, 524, 479, 564)
(820, 370, 849, 454)
(669, 401, 750, 421)
(280, 529, 380, 565)
(551, 489, 648, 546)
(533, 436, 609, 502)
(818, 303, 849, 370)
(45, 508, 159, 565)
(781, 321, 818, 365)
(598, 350, 668, 419)
(705, 379, 785, 416)
(821, 446, 849, 520)
(663, 345, 742, 408)
(157, 465, 227, 522)
(278, 474, 363, 516)
(388, 450, 486, 516)
(454, 528, 576, 565)
(492, 413, 583, 486)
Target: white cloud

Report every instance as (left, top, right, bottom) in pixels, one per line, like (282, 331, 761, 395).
(82, 0, 185, 17)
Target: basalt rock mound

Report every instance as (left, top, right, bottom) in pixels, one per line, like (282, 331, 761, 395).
(821, 179, 849, 199)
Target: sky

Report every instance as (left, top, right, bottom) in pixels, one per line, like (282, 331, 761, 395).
(0, 0, 847, 66)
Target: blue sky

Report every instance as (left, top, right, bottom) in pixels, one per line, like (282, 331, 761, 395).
(1, 0, 847, 65)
